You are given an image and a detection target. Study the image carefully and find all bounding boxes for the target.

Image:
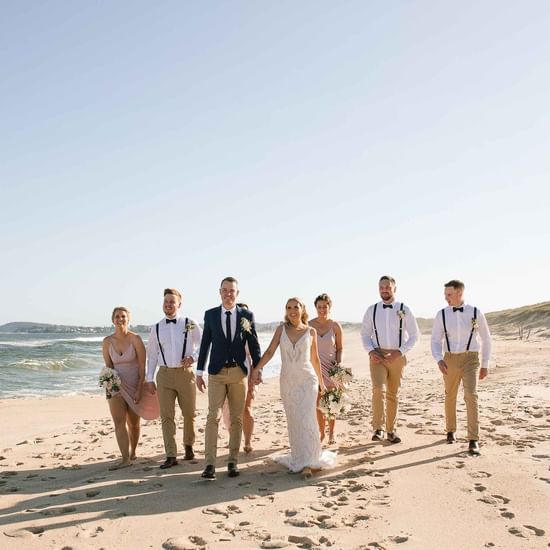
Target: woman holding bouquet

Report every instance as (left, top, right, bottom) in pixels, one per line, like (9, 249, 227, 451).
(254, 298, 336, 476)
(102, 306, 159, 469)
(309, 293, 344, 445)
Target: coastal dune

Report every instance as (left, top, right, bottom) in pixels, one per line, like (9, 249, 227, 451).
(1, 330, 550, 549)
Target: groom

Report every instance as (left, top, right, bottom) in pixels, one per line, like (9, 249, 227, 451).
(196, 276, 262, 479)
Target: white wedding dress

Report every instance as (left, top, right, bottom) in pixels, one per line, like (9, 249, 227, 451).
(274, 328, 336, 472)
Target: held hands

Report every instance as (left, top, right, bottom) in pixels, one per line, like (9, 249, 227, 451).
(144, 381, 157, 395)
(369, 350, 384, 364)
(385, 350, 402, 363)
(133, 387, 143, 404)
(251, 368, 263, 386)
(180, 356, 194, 368)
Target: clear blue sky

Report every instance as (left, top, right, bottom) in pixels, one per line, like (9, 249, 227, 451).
(1, 2, 549, 326)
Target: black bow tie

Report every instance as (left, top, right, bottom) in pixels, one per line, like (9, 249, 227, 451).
(382, 304, 393, 309)
(166, 318, 177, 324)
(453, 307, 464, 313)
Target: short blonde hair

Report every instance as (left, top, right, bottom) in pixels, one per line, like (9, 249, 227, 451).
(284, 297, 309, 325)
(164, 288, 182, 303)
(111, 306, 130, 322)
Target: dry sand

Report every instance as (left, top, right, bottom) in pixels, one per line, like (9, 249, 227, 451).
(1, 330, 549, 549)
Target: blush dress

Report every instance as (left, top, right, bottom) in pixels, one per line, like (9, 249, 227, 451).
(109, 343, 160, 420)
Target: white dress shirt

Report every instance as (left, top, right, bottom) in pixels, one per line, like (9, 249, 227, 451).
(361, 300, 419, 355)
(146, 315, 203, 382)
(431, 303, 492, 369)
(221, 305, 237, 340)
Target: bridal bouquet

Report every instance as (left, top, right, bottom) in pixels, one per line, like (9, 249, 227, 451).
(328, 364, 353, 388)
(99, 367, 121, 399)
(319, 388, 352, 420)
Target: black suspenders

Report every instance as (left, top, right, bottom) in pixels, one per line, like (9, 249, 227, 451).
(372, 303, 380, 347)
(373, 303, 405, 348)
(442, 307, 477, 352)
(156, 318, 189, 366)
(466, 308, 477, 351)
(181, 318, 189, 359)
(398, 303, 405, 348)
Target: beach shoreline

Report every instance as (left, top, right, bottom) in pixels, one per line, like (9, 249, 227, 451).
(1, 331, 549, 549)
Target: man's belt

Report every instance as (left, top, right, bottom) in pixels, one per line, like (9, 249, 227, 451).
(224, 361, 239, 368)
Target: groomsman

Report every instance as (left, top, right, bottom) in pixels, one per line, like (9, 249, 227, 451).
(145, 288, 202, 469)
(431, 280, 492, 455)
(196, 277, 261, 480)
(361, 276, 419, 444)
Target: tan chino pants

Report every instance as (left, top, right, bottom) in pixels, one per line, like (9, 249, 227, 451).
(369, 349, 407, 433)
(442, 351, 480, 440)
(204, 367, 247, 467)
(156, 366, 196, 458)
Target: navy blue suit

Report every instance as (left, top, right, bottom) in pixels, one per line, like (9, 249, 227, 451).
(197, 305, 262, 375)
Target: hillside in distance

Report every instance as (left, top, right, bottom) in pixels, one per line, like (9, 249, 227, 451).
(2, 302, 549, 338)
(416, 301, 550, 338)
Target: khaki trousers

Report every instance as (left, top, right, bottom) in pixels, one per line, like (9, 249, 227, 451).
(369, 350, 407, 433)
(205, 367, 247, 466)
(156, 366, 196, 458)
(443, 351, 480, 440)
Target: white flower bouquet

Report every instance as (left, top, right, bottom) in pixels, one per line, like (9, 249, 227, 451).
(328, 365, 353, 388)
(99, 367, 122, 399)
(318, 388, 352, 420)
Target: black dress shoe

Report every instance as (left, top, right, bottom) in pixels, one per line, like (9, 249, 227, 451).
(201, 465, 216, 479)
(387, 432, 401, 444)
(159, 457, 178, 469)
(372, 429, 384, 441)
(227, 462, 240, 477)
(446, 432, 457, 444)
(468, 440, 480, 455)
(184, 445, 195, 460)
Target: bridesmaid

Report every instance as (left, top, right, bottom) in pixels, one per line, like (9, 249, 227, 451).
(102, 306, 160, 469)
(309, 293, 344, 445)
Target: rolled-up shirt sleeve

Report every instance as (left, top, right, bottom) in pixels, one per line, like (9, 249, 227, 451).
(400, 306, 419, 355)
(431, 310, 445, 363)
(146, 325, 159, 382)
(189, 320, 202, 363)
(478, 311, 492, 369)
(360, 307, 375, 353)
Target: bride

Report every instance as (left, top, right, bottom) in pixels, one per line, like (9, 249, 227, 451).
(254, 297, 336, 475)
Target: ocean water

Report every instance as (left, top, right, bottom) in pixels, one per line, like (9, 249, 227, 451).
(0, 331, 281, 399)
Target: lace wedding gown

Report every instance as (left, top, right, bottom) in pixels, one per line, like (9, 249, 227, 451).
(274, 328, 336, 472)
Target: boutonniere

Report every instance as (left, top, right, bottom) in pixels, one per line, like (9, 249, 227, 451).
(397, 310, 405, 321)
(471, 318, 479, 329)
(185, 321, 196, 333)
(240, 318, 252, 334)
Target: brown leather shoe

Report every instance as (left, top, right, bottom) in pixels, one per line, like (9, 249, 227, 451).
(184, 445, 195, 460)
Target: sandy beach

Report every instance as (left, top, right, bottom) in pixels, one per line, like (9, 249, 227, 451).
(1, 329, 549, 549)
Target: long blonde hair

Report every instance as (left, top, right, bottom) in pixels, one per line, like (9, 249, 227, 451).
(284, 297, 309, 325)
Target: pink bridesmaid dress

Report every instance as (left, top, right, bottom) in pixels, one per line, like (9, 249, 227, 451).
(109, 343, 160, 420)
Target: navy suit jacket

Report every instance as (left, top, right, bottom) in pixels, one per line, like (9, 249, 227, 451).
(196, 305, 262, 375)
